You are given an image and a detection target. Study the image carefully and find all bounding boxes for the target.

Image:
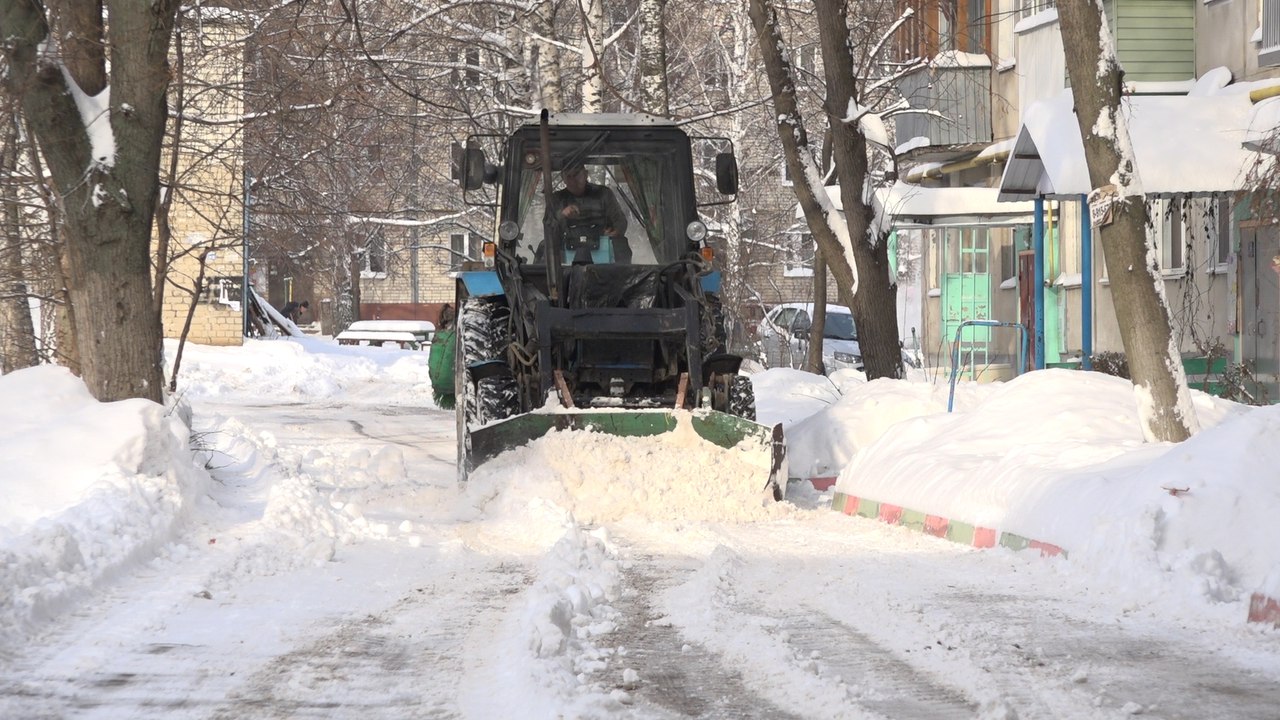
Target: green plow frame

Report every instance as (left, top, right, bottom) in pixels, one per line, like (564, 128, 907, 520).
(469, 411, 788, 499)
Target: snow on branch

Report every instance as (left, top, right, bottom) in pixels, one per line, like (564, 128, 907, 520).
(868, 8, 914, 62)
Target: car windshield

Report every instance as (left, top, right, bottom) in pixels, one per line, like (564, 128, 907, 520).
(823, 312, 856, 341)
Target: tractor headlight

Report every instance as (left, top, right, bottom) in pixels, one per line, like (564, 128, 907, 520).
(498, 220, 521, 242)
(686, 220, 708, 242)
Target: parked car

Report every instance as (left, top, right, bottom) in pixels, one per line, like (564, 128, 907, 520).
(758, 303, 862, 374)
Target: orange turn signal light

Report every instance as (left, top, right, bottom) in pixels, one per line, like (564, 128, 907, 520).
(700, 246, 715, 262)
(483, 241, 497, 259)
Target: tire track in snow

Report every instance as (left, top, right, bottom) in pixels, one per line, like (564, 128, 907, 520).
(932, 588, 1280, 719)
(599, 561, 807, 719)
(771, 613, 977, 720)
(206, 564, 532, 720)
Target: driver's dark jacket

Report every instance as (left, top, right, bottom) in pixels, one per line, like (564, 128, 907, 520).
(550, 183, 632, 262)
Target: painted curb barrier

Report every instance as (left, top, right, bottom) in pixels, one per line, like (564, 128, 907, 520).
(829, 490, 1067, 557)
(1248, 592, 1280, 627)
(828, 485, 1279, 627)
(788, 476, 838, 491)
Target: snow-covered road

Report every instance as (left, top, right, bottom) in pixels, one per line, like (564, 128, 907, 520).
(4, 360, 1280, 719)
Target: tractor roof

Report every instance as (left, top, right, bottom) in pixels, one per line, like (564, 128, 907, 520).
(521, 112, 677, 129)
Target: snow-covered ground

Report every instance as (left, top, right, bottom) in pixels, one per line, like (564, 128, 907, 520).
(2, 336, 1279, 719)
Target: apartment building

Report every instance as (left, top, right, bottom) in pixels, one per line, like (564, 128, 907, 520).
(891, 0, 1280, 400)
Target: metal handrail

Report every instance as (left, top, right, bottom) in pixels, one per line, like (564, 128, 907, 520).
(947, 320, 1029, 412)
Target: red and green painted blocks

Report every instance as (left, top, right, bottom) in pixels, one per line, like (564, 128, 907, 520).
(830, 491, 1066, 558)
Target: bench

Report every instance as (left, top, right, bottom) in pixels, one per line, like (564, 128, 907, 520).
(336, 320, 435, 349)
(336, 330, 428, 349)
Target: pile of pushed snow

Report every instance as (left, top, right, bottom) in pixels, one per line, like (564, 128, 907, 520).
(171, 336, 436, 406)
(467, 412, 791, 525)
(0, 366, 210, 648)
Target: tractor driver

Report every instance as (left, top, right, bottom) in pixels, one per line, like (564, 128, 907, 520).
(549, 161, 632, 263)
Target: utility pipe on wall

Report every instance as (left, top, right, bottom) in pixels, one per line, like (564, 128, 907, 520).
(1034, 198, 1045, 369)
(1081, 195, 1093, 370)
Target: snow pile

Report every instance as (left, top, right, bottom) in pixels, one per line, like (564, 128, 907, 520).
(752, 368, 842, 430)
(173, 336, 436, 406)
(468, 412, 790, 525)
(0, 366, 210, 646)
(820, 369, 1274, 614)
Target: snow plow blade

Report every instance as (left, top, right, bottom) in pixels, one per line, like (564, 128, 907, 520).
(468, 411, 787, 500)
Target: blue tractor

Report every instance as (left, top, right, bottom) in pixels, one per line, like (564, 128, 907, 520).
(451, 111, 786, 498)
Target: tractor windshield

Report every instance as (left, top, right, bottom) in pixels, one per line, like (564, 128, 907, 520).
(508, 133, 692, 266)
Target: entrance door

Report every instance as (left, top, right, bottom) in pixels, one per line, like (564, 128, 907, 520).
(942, 227, 991, 377)
(1241, 227, 1280, 402)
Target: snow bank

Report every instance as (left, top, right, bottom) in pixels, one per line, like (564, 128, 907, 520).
(0, 366, 210, 647)
(828, 369, 1268, 615)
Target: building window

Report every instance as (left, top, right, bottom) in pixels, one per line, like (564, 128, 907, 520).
(363, 229, 388, 276)
(1001, 226, 1031, 285)
(1263, 0, 1280, 66)
(1150, 198, 1186, 276)
(1020, 0, 1055, 18)
(450, 231, 472, 269)
(895, 0, 992, 60)
(784, 229, 815, 277)
(451, 48, 481, 87)
(1212, 196, 1232, 271)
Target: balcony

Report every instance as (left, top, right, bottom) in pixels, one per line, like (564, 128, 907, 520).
(894, 60, 993, 160)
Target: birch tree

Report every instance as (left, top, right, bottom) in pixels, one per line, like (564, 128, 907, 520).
(1, 0, 173, 402)
(639, 0, 669, 115)
(1057, 0, 1197, 442)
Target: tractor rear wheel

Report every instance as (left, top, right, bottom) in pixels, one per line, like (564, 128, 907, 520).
(727, 375, 757, 421)
(456, 296, 517, 482)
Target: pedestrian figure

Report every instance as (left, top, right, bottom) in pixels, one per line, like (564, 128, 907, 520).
(280, 299, 309, 323)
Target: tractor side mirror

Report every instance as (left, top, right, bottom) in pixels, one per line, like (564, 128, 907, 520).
(715, 153, 739, 195)
(461, 147, 488, 191)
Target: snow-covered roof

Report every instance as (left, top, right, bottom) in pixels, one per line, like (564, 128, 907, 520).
(998, 90, 1260, 201)
(794, 182, 1036, 225)
(876, 182, 1036, 223)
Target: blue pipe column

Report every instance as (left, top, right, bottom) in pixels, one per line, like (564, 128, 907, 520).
(1080, 195, 1093, 370)
(1034, 198, 1046, 369)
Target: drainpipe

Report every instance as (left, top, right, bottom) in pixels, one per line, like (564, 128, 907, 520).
(1034, 198, 1045, 369)
(1081, 195, 1093, 370)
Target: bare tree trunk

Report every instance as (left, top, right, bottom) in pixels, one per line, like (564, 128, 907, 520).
(750, 0, 903, 379)
(748, 0, 857, 312)
(0, 114, 40, 372)
(1057, 0, 1196, 442)
(639, 0, 669, 115)
(3, 0, 176, 403)
(169, 250, 209, 392)
(812, 0, 901, 380)
(21, 114, 78, 373)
